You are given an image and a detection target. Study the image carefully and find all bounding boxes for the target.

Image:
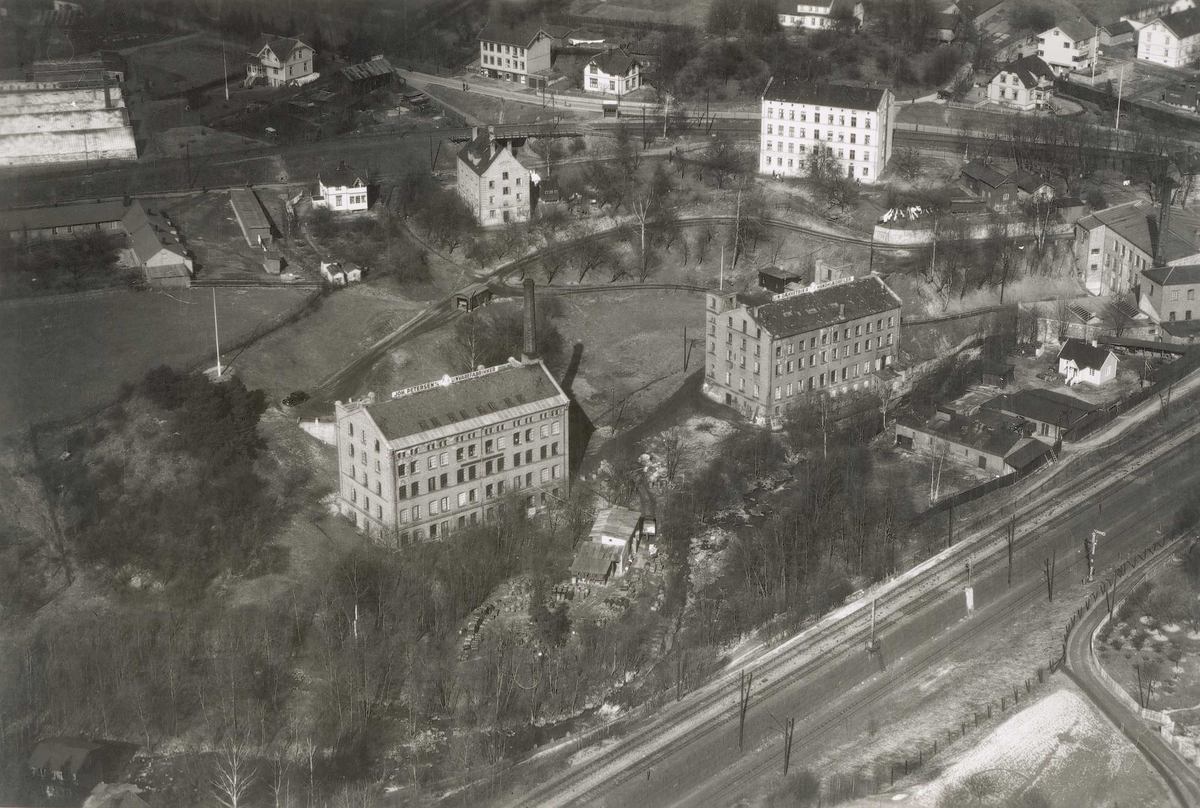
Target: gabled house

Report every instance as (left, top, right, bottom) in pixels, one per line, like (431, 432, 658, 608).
(246, 35, 314, 87)
(959, 160, 1018, 209)
(777, 0, 864, 30)
(28, 738, 105, 802)
(316, 161, 369, 212)
(456, 127, 533, 226)
(321, 261, 363, 286)
(477, 22, 571, 90)
(982, 388, 1098, 441)
(1058, 337, 1118, 386)
(583, 48, 642, 96)
(1160, 81, 1200, 112)
(1034, 19, 1098, 75)
(1138, 7, 1200, 67)
(987, 55, 1055, 111)
(570, 505, 646, 584)
(1008, 168, 1055, 203)
(930, 12, 962, 42)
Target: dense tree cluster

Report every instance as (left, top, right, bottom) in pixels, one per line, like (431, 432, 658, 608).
(0, 232, 127, 298)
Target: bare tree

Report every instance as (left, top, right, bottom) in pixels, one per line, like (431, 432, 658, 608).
(210, 734, 256, 808)
(662, 427, 692, 484)
(929, 436, 950, 503)
(1102, 298, 1133, 337)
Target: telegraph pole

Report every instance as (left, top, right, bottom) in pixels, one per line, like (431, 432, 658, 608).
(739, 670, 753, 752)
(1085, 530, 1106, 583)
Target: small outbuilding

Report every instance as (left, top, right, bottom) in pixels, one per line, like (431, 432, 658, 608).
(759, 266, 801, 294)
(455, 282, 493, 311)
(263, 250, 284, 274)
(981, 361, 1015, 388)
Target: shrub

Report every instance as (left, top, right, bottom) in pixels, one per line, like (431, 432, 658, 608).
(1111, 637, 1124, 650)
(924, 45, 962, 87)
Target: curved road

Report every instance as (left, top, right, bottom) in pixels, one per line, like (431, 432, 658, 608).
(1065, 537, 1200, 808)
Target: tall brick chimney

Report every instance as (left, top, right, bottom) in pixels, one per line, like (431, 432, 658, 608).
(522, 277, 537, 363)
(1155, 174, 1173, 267)
(102, 72, 111, 110)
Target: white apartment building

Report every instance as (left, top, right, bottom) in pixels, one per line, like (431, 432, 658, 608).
(778, 0, 864, 29)
(1138, 7, 1200, 68)
(1034, 19, 1098, 75)
(456, 128, 533, 226)
(760, 80, 894, 184)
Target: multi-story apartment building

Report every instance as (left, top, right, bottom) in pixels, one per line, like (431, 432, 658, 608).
(335, 284, 569, 543)
(1033, 20, 1097, 75)
(759, 81, 894, 184)
(778, 0, 864, 29)
(456, 128, 533, 226)
(246, 35, 314, 87)
(477, 23, 569, 89)
(1138, 7, 1200, 68)
(703, 274, 903, 427)
(1140, 264, 1200, 323)
(1074, 200, 1200, 296)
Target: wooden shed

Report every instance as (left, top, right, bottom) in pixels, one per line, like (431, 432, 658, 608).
(455, 282, 493, 311)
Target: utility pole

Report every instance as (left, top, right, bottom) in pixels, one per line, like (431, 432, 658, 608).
(739, 669, 753, 753)
(1007, 515, 1015, 587)
(782, 717, 795, 775)
(212, 289, 223, 377)
(1085, 530, 1106, 583)
(1116, 64, 1127, 131)
(947, 501, 954, 548)
(720, 244, 725, 290)
(1043, 550, 1057, 603)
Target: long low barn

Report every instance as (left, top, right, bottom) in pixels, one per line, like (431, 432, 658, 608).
(0, 200, 128, 239)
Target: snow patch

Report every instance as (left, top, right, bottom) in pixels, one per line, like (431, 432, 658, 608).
(1164, 623, 1181, 633)
(910, 690, 1118, 805)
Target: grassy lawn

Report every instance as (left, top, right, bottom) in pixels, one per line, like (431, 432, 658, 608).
(128, 35, 232, 99)
(0, 287, 314, 434)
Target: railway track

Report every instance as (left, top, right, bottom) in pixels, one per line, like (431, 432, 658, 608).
(511, 418, 1200, 807)
(689, 452, 1200, 807)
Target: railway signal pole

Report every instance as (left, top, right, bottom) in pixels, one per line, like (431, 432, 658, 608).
(739, 670, 753, 753)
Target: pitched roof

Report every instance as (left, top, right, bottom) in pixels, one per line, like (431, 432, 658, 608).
(764, 80, 888, 111)
(1157, 7, 1200, 39)
(29, 738, 101, 776)
(127, 206, 186, 266)
(934, 12, 961, 29)
(899, 409, 1031, 457)
(1076, 201, 1200, 264)
(259, 36, 310, 62)
(1004, 437, 1054, 470)
(983, 388, 1097, 426)
(1008, 167, 1050, 193)
(1143, 263, 1200, 285)
(340, 57, 394, 82)
(993, 55, 1055, 88)
(1048, 18, 1096, 43)
(1058, 337, 1116, 371)
(589, 506, 642, 542)
(0, 200, 126, 233)
(364, 360, 568, 444)
(319, 164, 366, 188)
(477, 21, 564, 48)
(748, 275, 902, 339)
(570, 542, 618, 577)
(960, 160, 1009, 189)
(456, 132, 528, 177)
(588, 48, 638, 77)
(1103, 20, 1135, 36)
(954, 0, 1003, 19)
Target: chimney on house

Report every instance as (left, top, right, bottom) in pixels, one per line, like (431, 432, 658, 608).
(1155, 176, 1173, 266)
(102, 72, 111, 109)
(522, 277, 537, 363)
(471, 125, 479, 141)
(838, 303, 846, 319)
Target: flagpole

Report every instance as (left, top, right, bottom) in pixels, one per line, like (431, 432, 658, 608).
(212, 288, 222, 377)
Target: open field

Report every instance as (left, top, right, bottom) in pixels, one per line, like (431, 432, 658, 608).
(0, 287, 314, 434)
(229, 285, 428, 401)
(128, 35, 233, 99)
(163, 191, 296, 280)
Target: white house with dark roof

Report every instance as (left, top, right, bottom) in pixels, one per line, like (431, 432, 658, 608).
(334, 345, 569, 542)
(1058, 337, 1118, 386)
(477, 22, 570, 89)
(246, 35, 314, 87)
(583, 48, 642, 95)
(315, 161, 369, 212)
(777, 0, 864, 29)
(760, 79, 895, 184)
(1138, 7, 1200, 67)
(456, 127, 532, 226)
(1034, 19, 1098, 74)
(987, 55, 1055, 110)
